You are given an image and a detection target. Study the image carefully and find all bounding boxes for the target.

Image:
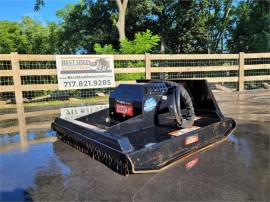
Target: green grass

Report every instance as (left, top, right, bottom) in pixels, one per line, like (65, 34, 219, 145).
(115, 73, 145, 81)
(1, 96, 109, 109)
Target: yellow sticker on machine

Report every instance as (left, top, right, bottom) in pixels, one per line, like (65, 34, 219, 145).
(169, 126, 200, 137)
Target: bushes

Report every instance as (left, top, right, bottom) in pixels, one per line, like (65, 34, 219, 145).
(93, 44, 117, 54)
(94, 30, 160, 54)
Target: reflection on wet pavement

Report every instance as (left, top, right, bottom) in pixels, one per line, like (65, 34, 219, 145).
(0, 104, 108, 152)
(0, 90, 269, 201)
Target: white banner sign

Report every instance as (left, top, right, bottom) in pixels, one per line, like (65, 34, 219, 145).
(60, 105, 109, 120)
(56, 55, 115, 90)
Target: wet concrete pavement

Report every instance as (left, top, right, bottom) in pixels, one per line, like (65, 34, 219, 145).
(1, 90, 269, 201)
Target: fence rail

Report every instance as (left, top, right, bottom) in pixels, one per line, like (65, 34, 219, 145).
(0, 52, 269, 104)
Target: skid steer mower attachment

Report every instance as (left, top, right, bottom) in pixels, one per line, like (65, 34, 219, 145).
(52, 80, 236, 175)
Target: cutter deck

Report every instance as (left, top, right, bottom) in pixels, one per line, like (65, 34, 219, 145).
(52, 80, 236, 175)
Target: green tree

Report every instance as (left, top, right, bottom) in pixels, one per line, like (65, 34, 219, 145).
(126, 0, 233, 53)
(0, 21, 27, 53)
(0, 17, 60, 54)
(24, 0, 270, 54)
(55, 1, 119, 53)
(125, 0, 176, 53)
(228, 0, 270, 52)
(169, 0, 208, 53)
(20, 17, 50, 53)
(203, 0, 234, 53)
(35, 0, 129, 41)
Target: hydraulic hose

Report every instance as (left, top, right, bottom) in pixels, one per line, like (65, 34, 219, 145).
(149, 80, 195, 128)
(174, 83, 195, 128)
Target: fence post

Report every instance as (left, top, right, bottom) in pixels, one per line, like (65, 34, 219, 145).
(238, 52, 245, 91)
(17, 105, 28, 150)
(11, 52, 23, 104)
(145, 53, 151, 79)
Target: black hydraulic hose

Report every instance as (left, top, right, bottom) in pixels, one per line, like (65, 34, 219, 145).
(175, 84, 182, 120)
(172, 89, 182, 126)
(148, 80, 195, 128)
(175, 84, 195, 128)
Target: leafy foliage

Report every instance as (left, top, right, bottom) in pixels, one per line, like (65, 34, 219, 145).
(0, 21, 27, 53)
(228, 0, 270, 52)
(0, 0, 269, 54)
(0, 17, 59, 54)
(55, 1, 119, 54)
(94, 44, 117, 54)
(94, 30, 160, 54)
(119, 30, 160, 54)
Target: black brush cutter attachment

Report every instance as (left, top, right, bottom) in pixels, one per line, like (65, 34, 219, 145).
(52, 80, 236, 175)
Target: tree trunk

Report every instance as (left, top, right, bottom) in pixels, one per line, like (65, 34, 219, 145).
(160, 36, 165, 53)
(213, 6, 232, 52)
(116, 0, 128, 41)
(207, 31, 211, 54)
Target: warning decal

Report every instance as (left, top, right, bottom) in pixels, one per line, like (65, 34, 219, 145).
(185, 134, 199, 145)
(169, 126, 200, 137)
